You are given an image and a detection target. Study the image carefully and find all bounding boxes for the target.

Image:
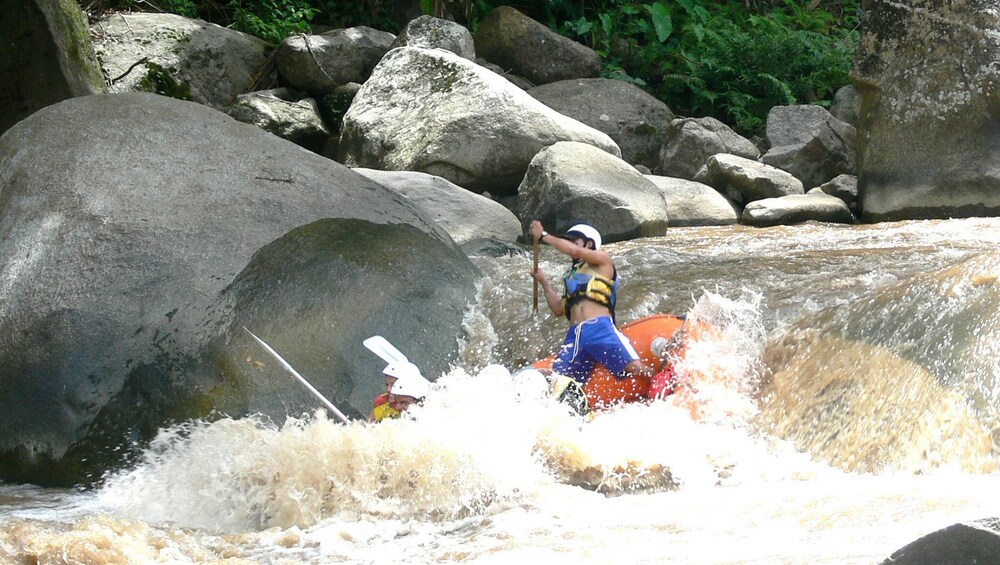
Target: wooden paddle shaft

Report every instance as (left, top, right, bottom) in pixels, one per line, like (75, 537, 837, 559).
(533, 237, 540, 312)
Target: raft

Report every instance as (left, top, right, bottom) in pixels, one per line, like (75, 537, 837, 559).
(532, 313, 707, 411)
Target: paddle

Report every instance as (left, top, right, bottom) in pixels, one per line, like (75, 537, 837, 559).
(362, 335, 408, 365)
(243, 327, 351, 424)
(533, 235, 540, 313)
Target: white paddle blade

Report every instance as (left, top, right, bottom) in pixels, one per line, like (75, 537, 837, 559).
(363, 335, 407, 364)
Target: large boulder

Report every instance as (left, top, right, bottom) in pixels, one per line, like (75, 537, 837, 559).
(645, 175, 738, 227)
(339, 46, 620, 196)
(700, 154, 804, 205)
(741, 192, 855, 227)
(811, 174, 858, 205)
(352, 168, 522, 244)
(275, 27, 395, 95)
(517, 141, 668, 242)
(209, 218, 478, 423)
(0, 93, 478, 486)
(658, 117, 760, 181)
(474, 6, 601, 86)
(810, 173, 859, 214)
(761, 104, 856, 190)
(91, 13, 271, 110)
(854, 0, 1000, 221)
(1, 0, 105, 135)
(528, 78, 675, 171)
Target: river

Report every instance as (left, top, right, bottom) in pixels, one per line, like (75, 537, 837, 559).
(2, 218, 998, 564)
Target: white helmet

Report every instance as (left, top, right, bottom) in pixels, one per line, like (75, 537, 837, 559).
(383, 361, 422, 381)
(390, 373, 431, 399)
(561, 224, 602, 250)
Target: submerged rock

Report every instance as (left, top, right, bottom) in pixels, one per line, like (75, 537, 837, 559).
(882, 519, 1000, 565)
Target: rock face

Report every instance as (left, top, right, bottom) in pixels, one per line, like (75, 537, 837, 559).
(0, 0, 105, 135)
(517, 141, 668, 242)
(338, 46, 620, 196)
(0, 93, 478, 486)
(473, 5, 601, 85)
(91, 13, 271, 110)
(528, 78, 675, 171)
(854, 0, 1000, 221)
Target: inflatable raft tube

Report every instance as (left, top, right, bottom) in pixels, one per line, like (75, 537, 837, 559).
(532, 313, 696, 410)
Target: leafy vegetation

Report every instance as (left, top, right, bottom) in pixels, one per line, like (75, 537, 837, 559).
(557, 0, 858, 134)
(78, 0, 859, 136)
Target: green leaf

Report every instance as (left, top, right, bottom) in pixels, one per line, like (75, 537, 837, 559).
(569, 16, 593, 36)
(599, 13, 612, 36)
(644, 2, 673, 43)
(691, 22, 704, 42)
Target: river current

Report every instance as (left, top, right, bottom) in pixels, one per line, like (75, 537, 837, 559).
(1, 218, 999, 564)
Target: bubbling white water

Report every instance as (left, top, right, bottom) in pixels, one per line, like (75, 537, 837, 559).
(94, 292, 836, 541)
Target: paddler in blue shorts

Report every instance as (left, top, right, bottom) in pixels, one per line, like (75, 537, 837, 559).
(528, 220, 656, 386)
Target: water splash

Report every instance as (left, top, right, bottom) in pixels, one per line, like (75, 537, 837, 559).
(95, 302, 817, 533)
(94, 364, 587, 532)
(667, 289, 767, 426)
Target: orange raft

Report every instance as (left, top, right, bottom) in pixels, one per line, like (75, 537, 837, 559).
(532, 313, 706, 411)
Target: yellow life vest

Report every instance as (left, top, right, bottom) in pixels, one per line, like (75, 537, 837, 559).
(562, 260, 618, 318)
(372, 399, 401, 422)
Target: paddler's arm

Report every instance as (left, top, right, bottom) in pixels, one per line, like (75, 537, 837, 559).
(531, 265, 564, 317)
(528, 220, 566, 316)
(529, 220, 614, 279)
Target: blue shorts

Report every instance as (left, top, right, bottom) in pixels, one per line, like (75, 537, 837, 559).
(552, 316, 640, 384)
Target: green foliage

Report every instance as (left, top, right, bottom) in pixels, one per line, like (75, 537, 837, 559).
(80, 0, 860, 136)
(158, 0, 199, 17)
(229, 0, 317, 44)
(557, 0, 858, 135)
(308, 0, 401, 32)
